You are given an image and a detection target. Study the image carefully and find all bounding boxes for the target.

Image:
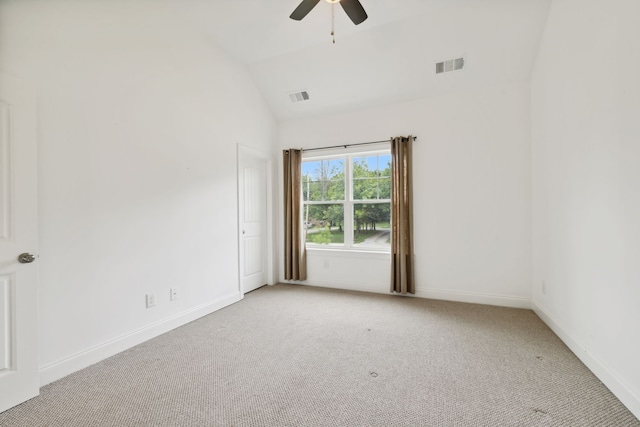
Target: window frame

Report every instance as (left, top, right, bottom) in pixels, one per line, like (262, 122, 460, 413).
(302, 148, 391, 253)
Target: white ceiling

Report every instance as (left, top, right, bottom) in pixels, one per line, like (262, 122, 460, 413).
(168, 0, 552, 121)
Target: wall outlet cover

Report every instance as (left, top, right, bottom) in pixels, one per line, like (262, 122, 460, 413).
(146, 293, 156, 308)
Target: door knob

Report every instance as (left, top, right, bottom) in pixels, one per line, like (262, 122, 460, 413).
(18, 253, 36, 264)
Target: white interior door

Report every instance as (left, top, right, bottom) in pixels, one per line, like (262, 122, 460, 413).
(0, 72, 39, 412)
(238, 146, 268, 294)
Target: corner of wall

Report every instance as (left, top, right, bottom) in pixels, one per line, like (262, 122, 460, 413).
(39, 292, 242, 386)
(532, 300, 640, 419)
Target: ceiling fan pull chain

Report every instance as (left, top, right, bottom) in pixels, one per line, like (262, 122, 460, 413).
(331, 3, 335, 43)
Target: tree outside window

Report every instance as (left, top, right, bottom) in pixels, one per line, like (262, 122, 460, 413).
(302, 151, 390, 251)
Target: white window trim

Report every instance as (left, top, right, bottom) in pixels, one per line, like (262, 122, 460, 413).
(302, 147, 391, 253)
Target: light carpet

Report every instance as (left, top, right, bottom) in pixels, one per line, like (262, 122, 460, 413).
(1, 283, 638, 426)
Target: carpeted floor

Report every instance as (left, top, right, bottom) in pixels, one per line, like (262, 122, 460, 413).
(1, 283, 638, 426)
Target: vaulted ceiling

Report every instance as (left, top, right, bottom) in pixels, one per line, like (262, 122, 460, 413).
(168, 0, 552, 121)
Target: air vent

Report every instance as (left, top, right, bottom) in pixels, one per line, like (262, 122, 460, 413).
(289, 90, 310, 103)
(435, 56, 465, 75)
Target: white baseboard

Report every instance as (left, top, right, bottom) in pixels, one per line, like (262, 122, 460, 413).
(532, 300, 640, 419)
(414, 286, 532, 309)
(299, 280, 389, 295)
(39, 292, 243, 386)
(285, 281, 532, 309)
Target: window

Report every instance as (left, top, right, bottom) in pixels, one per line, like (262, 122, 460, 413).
(302, 150, 391, 251)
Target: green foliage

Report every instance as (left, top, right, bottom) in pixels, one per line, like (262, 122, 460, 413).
(325, 205, 344, 231)
(307, 226, 332, 244)
(302, 159, 345, 202)
(354, 203, 390, 232)
(306, 227, 345, 245)
(352, 157, 391, 200)
(305, 204, 344, 231)
(303, 154, 392, 243)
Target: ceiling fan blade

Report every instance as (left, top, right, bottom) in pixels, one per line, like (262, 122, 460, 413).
(340, 0, 368, 25)
(290, 0, 321, 21)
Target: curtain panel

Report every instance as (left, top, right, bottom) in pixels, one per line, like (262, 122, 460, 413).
(390, 136, 415, 294)
(283, 149, 307, 281)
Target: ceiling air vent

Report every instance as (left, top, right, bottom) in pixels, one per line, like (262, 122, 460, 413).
(435, 56, 465, 75)
(289, 90, 310, 103)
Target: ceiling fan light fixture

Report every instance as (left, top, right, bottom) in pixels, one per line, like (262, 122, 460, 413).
(325, 0, 340, 3)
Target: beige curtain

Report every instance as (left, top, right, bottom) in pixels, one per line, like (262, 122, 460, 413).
(283, 149, 307, 281)
(390, 136, 415, 294)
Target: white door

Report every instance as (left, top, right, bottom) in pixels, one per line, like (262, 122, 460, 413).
(0, 73, 39, 412)
(238, 146, 268, 294)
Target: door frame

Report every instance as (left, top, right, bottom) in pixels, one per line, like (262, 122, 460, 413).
(237, 144, 274, 294)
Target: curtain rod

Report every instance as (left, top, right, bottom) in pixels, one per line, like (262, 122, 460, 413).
(301, 136, 417, 153)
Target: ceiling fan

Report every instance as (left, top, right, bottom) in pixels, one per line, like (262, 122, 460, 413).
(290, 0, 368, 26)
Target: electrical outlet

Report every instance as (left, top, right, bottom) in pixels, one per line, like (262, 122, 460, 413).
(542, 280, 547, 295)
(146, 293, 156, 308)
(323, 259, 330, 269)
(170, 288, 179, 301)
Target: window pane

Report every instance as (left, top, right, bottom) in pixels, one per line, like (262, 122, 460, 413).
(378, 177, 391, 199)
(352, 154, 391, 200)
(302, 159, 345, 201)
(304, 204, 345, 245)
(352, 203, 390, 249)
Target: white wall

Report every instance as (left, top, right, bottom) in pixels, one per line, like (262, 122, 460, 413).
(0, 0, 276, 384)
(279, 81, 532, 308)
(531, 0, 640, 417)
